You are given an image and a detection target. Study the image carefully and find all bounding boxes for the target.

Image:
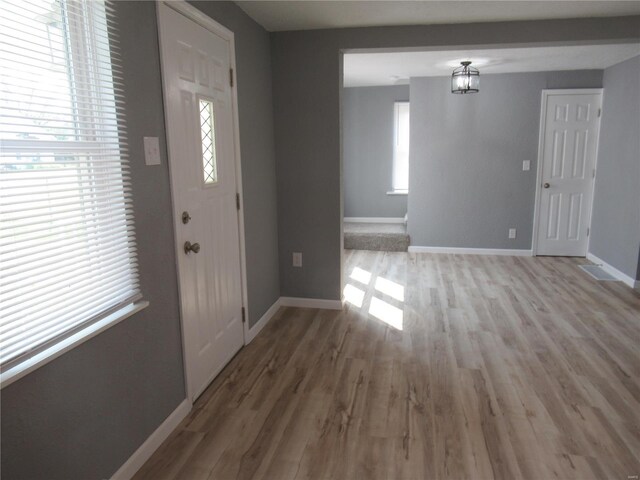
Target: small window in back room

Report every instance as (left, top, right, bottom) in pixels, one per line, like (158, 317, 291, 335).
(392, 102, 409, 193)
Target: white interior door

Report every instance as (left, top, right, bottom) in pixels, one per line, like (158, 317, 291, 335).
(158, 3, 244, 401)
(535, 91, 602, 256)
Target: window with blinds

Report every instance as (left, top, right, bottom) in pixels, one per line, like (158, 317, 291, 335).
(392, 102, 410, 193)
(0, 0, 140, 372)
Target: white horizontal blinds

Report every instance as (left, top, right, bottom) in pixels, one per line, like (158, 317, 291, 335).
(0, 0, 139, 368)
(393, 102, 410, 192)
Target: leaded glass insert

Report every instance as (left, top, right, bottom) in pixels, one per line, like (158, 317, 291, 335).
(199, 99, 217, 184)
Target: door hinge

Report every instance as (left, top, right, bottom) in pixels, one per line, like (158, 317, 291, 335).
(241, 307, 246, 323)
(587, 228, 590, 237)
(236, 192, 240, 210)
(229, 68, 234, 88)
(597, 108, 601, 117)
(592, 168, 596, 179)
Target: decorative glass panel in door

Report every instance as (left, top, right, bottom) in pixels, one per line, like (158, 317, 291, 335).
(199, 98, 217, 184)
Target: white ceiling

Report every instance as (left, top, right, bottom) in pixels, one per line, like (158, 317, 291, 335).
(343, 43, 640, 87)
(235, 1, 640, 32)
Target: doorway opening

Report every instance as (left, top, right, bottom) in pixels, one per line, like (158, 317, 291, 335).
(339, 43, 639, 300)
(341, 61, 410, 252)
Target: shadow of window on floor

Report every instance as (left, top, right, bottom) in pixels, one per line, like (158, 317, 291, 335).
(344, 266, 404, 331)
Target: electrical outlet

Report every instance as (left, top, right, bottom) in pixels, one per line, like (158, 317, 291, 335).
(522, 160, 530, 171)
(509, 228, 517, 239)
(292, 252, 302, 267)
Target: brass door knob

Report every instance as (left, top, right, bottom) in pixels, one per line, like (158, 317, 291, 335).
(184, 241, 200, 254)
(543, 182, 550, 188)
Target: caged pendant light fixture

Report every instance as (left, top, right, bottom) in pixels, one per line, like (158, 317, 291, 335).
(451, 61, 479, 94)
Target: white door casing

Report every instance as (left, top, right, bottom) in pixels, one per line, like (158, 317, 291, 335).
(533, 90, 602, 257)
(157, 2, 245, 402)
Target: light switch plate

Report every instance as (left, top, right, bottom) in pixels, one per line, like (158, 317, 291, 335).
(144, 136, 161, 166)
(293, 252, 302, 268)
(522, 160, 531, 171)
(509, 228, 517, 239)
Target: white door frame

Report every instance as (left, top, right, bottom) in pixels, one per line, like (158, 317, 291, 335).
(156, 0, 250, 401)
(531, 88, 603, 256)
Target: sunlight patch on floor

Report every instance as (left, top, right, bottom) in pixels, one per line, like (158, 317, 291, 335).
(343, 283, 365, 308)
(346, 262, 406, 330)
(350, 266, 372, 285)
(375, 276, 405, 302)
(369, 297, 403, 330)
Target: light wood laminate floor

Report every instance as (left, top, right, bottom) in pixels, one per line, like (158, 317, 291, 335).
(135, 250, 640, 480)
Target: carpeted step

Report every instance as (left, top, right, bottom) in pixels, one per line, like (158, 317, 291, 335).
(343, 222, 409, 252)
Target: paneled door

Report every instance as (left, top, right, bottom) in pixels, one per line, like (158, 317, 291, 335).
(535, 90, 602, 256)
(158, 3, 244, 401)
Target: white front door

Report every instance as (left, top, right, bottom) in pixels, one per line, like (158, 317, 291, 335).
(158, 3, 244, 401)
(535, 91, 602, 256)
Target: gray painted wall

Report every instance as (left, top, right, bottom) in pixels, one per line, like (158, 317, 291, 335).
(408, 70, 603, 249)
(589, 55, 640, 280)
(271, 16, 640, 300)
(0, 2, 279, 478)
(343, 85, 409, 218)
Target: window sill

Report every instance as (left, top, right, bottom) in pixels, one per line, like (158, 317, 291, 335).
(0, 300, 149, 389)
(387, 190, 408, 196)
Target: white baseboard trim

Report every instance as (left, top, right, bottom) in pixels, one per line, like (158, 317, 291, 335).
(280, 296, 343, 310)
(408, 246, 533, 256)
(246, 298, 282, 344)
(111, 398, 191, 480)
(586, 252, 639, 288)
(344, 217, 405, 224)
